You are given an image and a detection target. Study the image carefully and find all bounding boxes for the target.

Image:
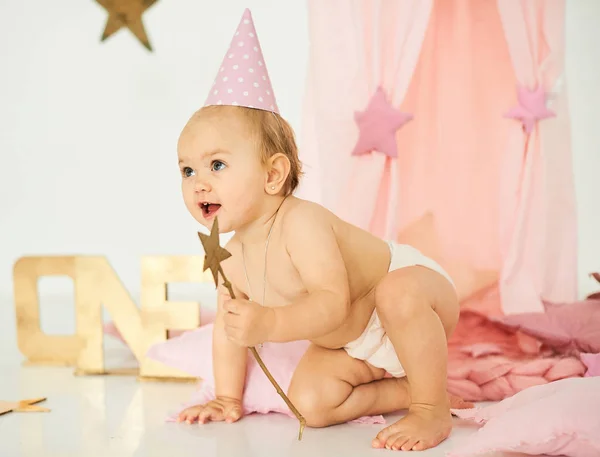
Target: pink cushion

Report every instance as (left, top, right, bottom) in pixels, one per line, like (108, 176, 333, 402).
(146, 323, 385, 424)
(448, 377, 600, 457)
(581, 353, 600, 377)
(492, 299, 600, 355)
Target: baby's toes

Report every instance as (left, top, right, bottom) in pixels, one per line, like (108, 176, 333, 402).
(411, 440, 427, 451)
(412, 435, 444, 451)
(384, 434, 409, 451)
(373, 423, 400, 447)
(399, 436, 419, 451)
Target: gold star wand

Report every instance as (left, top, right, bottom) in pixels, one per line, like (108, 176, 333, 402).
(198, 217, 306, 440)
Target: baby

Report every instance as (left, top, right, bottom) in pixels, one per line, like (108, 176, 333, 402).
(176, 9, 469, 452)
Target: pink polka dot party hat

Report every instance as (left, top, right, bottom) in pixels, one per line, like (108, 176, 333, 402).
(204, 8, 279, 114)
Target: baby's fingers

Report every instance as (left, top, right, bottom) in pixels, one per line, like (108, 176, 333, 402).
(178, 409, 200, 424)
(224, 404, 242, 423)
(197, 406, 224, 424)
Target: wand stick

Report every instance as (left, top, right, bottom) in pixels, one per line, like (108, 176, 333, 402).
(219, 265, 306, 440)
(198, 217, 306, 440)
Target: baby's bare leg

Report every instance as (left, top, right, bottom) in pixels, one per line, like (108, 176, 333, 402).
(372, 266, 459, 452)
(287, 344, 410, 427)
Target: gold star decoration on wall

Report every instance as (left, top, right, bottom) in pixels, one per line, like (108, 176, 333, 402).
(96, 0, 159, 51)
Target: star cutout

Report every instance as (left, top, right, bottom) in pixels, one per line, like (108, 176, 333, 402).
(504, 85, 555, 134)
(0, 397, 49, 416)
(197, 217, 232, 287)
(96, 0, 158, 52)
(351, 86, 413, 158)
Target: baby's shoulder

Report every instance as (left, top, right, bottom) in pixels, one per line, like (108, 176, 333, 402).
(281, 198, 336, 230)
(280, 198, 340, 248)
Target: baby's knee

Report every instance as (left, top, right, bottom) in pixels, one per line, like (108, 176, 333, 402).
(375, 268, 430, 321)
(288, 385, 331, 428)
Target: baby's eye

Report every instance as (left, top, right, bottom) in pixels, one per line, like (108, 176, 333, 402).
(182, 166, 195, 177)
(211, 160, 226, 172)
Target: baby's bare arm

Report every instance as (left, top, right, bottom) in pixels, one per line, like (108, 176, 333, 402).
(213, 281, 248, 400)
(178, 256, 248, 424)
(269, 204, 350, 342)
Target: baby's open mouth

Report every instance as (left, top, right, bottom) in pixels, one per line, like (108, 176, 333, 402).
(199, 202, 221, 218)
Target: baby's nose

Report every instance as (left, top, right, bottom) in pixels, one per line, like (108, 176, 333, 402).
(194, 175, 212, 193)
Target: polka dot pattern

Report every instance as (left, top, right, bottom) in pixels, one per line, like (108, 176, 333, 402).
(204, 9, 279, 114)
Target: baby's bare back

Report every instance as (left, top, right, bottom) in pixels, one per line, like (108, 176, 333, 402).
(226, 197, 391, 348)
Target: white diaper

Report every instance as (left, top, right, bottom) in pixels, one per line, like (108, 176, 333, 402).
(343, 242, 454, 378)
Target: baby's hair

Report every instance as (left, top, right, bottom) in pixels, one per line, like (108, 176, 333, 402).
(196, 105, 303, 196)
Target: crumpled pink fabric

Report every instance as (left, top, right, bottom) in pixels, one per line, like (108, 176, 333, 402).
(447, 310, 587, 402)
(491, 299, 600, 356)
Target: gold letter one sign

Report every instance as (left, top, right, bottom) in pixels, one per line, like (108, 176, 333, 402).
(13, 255, 213, 379)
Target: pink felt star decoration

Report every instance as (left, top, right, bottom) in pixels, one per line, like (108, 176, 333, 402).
(504, 85, 555, 134)
(351, 86, 413, 158)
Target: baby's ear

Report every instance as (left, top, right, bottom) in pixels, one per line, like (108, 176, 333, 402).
(265, 153, 290, 194)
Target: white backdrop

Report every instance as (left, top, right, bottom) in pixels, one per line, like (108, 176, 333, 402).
(1, 1, 599, 353)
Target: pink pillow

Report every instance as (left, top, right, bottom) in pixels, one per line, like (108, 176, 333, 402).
(448, 377, 600, 457)
(492, 299, 600, 355)
(146, 324, 385, 424)
(581, 353, 600, 377)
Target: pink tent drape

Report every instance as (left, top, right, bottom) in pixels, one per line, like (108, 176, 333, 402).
(299, 0, 577, 315)
(497, 0, 577, 314)
(299, 0, 432, 241)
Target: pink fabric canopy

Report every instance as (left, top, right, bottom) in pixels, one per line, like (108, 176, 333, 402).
(299, 0, 577, 315)
(497, 0, 577, 314)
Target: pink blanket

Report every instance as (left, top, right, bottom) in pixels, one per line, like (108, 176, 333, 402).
(447, 310, 586, 402)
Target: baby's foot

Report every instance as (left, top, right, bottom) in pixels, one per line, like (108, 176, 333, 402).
(372, 404, 452, 451)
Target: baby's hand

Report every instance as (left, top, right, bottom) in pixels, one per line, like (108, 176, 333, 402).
(176, 397, 243, 424)
(223, 298, 274, 347)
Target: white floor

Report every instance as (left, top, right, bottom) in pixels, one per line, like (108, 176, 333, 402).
(0, 319, 524, 457)
(0, 356, 528, 457)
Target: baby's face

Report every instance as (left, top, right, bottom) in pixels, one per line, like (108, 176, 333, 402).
(177, 108, 267, 233)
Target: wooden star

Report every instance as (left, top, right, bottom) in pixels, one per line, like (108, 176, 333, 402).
(197, 218, 232, 288)
(0, 397, 49, 416)
(96, 0, 158, 51)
